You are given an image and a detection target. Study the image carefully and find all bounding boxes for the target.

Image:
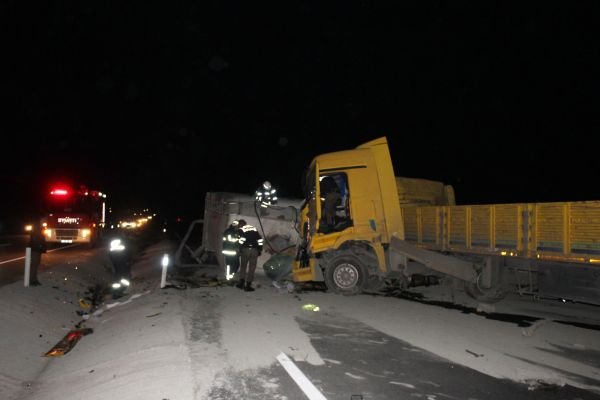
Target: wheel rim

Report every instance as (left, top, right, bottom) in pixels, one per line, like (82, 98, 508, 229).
(333, 262, 359, 289)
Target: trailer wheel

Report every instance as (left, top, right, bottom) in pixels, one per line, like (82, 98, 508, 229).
(324, 252, 367, 295)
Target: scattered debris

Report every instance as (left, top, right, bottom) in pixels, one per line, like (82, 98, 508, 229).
(44, 328, 94, 357)
(522, 319, 548, 337)
(145, 312, 162, 318)
(161, 283, 187, 290)
(465, 349, 484, 358)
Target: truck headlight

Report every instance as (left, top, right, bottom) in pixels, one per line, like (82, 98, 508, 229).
(82, 229, 91, 238)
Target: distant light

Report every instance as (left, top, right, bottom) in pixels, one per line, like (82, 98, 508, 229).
(162, 228, 166, 233)
(162, 254, 169, 268)
(51, 189, 69, 196)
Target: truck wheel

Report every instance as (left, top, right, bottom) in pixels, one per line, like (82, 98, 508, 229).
(324, 253, 367, 295)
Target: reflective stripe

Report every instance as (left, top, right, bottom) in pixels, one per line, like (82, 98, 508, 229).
(222, 250, 237, 256)
(258, 239, 264, 245)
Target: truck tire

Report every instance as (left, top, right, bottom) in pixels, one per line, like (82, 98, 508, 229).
(324, 252, 367, 295)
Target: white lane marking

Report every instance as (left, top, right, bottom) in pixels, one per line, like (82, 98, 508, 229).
(0, 244, 80, 265)
(344, 372, 365, 380)
(390, 382, 416, 388)
(276, 352, 327, 400)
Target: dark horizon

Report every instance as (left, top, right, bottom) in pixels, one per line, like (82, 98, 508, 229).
(2, 2, 598, 231)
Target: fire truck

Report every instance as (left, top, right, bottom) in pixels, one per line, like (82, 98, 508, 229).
(41, 184, 107, 245)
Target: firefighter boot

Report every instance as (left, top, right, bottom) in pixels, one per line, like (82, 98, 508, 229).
(236, 279, 245, 290)
(244, 281, 255, 292)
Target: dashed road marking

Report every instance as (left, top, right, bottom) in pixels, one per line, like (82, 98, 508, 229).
(276, 352, 327, 400)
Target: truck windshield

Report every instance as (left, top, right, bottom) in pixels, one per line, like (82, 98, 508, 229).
(44, 192, 103, 220)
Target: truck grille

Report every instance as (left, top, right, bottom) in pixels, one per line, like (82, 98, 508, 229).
(56, 229, 79, 240)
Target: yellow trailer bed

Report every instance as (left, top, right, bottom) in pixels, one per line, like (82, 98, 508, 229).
(401, 201, 600, 265)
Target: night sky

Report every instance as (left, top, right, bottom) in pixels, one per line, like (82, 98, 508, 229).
(2, 2, 598, 229)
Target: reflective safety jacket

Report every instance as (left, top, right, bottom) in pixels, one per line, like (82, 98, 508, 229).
(222, 225, 241, 256)
(255, 187, 278, 205)
(238, 224, 264, 251)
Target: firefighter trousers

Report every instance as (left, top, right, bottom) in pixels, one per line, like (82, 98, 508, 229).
(239, 247, 259, 283)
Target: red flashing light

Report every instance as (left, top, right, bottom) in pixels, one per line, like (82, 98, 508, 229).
(50, 189, 69, 196)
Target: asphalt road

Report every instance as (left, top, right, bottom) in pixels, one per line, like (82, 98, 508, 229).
(0, 234, 95, 287)
(4, 231, 600, 400)
(196, 299, 600, 400)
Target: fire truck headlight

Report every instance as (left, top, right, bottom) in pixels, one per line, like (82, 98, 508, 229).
(81, 229, 91, 238)
(25, 225, 33, 232)
(110, 239, 126, 252)
(44, 229, 52, 238)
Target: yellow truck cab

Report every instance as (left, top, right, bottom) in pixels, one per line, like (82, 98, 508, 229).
(293, 137, 405, 293)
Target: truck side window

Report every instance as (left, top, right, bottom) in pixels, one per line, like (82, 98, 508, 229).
(318, 173, 351, 233)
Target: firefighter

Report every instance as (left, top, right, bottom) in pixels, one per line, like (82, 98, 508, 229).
(222, 220, 241, 281)
(235, 219, 264, 292)
(255, 180, 278, 207)
(108, 234, 133, 299)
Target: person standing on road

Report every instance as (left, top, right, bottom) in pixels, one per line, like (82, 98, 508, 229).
(235, 219, 264, 292)
(222, 220, 241, 281)
(28, 220, 47, 286)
